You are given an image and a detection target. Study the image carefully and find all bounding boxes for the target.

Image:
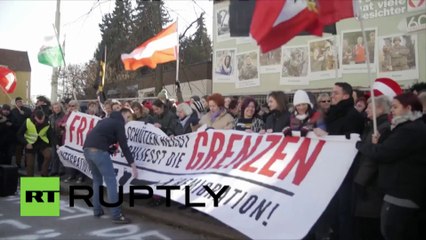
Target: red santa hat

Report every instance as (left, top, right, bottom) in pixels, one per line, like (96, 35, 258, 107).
(372, 78, 403, 98)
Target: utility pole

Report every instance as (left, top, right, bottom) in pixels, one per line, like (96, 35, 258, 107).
(154, 2, 164, 96)
(51, 0, 61, 102)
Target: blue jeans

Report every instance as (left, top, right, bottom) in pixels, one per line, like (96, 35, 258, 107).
(83, 148, 121, 219)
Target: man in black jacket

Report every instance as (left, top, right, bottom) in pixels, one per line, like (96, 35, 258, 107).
(83, 108, 138, 224)
(11, 97, 32, 168)
(313, 82, 365, 240)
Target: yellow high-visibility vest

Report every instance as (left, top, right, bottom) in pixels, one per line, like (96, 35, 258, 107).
(24, 119, 50, 144)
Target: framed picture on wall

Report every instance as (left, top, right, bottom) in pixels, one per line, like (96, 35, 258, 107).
(340, 28, 377, 73)
(308, 36, 342, 81)
(215, 6, 230, 42)
(259, 48, 282, 73)
(213, 48, 237, 83)
(377, 33, 419, 81)
(236, 50, 260, 88)
(280, 45, 309, 85)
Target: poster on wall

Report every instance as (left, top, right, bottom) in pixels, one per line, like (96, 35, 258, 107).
(377, 33, 419, 81)
(308, 37, 341, 81)
(340, 28, 377, 73)
(215, 6, 230, 42)
(236, 50, 260, 88)
(280, 46, 309, 85)
(360, 0, 408, 20)
(260, 48, 282, 73)
(213, 49, 237, 83)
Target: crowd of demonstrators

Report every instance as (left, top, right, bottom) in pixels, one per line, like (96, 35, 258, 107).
(2, 81, 426, 232)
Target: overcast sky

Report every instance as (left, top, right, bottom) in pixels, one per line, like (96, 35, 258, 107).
(0, 0, 213, 99)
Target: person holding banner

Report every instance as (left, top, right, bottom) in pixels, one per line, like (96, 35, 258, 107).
(357, 92, 426, 240)
(198, 93, 235, 130)
(233, 97, 264, 133)
(285, 90, 320, 137)
(152, 99, 184, 136)
(261, 91, 290, 133)
(176, 103, 199, 134)
(83, 108, 138, 224)
(131, 101, 154, 124)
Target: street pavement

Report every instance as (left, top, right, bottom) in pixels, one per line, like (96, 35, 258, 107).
(0, 194, 211, 240)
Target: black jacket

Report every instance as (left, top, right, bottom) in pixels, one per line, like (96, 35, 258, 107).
(153, 110, 184, 136)
(357, 118, 426, 207)
(264, 110, 291, 132)
(83, 111, 134, 165)
(180, 111, 199, 134)
(11, 106, 32, 128)
(325, 98, 364, 136)
(353, 114, 391, 217)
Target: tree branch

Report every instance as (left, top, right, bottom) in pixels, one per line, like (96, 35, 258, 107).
(179, 12, 204, 41)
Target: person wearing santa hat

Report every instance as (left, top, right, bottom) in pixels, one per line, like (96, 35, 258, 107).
(357, 92, 426, 240)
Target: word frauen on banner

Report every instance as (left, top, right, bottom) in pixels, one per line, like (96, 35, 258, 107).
(58, 112, 359, 240)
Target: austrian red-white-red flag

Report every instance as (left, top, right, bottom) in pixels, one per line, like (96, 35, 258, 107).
(0, 66, 17, 94)
(121, 22, 178, 70)
(250, 0, 357, 53)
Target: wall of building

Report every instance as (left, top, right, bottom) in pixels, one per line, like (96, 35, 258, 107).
(213, 0, 426, 95)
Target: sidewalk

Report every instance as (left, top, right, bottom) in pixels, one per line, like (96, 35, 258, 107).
(59, 178, 249, 240)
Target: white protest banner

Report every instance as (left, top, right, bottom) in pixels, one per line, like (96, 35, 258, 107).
(58, 112, 359, 240)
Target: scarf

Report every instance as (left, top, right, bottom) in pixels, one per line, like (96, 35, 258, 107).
(391, 111, 423, 130)
(210, 108, 224, 123)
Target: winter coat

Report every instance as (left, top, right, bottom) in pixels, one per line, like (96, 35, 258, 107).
(289, 110, 321, 131)
(264, 110, 291, 132)
(49, 111, 65, 146)
(200, 110, 234, 130)
(325, 98, 364, 136)
(353, 114, 391, 218)
(356, 117, 426, 207)
(153, 110, 184, 136)
(234, 117, 264, 133)
(11, 106, 32, 128)
(180, 111, 199, 134)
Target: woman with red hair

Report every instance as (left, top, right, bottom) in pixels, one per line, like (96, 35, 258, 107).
(198, 93, 234, 129)
(356, 92, 426, 240)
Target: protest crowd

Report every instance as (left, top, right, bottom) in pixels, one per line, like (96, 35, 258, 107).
(1, 80, 426, 239)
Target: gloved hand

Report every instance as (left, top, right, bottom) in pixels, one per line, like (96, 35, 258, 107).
(300, 127, 309, 137)
(283, 127, 292, 137)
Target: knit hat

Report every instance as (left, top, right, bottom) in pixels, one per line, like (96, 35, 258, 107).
(191, 100, 205, 116)
(157, 89, 169, 101)
(191, 95, 201, 101)
(373, 78, 403, 98)
(293, 90, 313, 108)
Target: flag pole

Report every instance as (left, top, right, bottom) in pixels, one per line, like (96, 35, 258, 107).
(0, 85, 14, 104)
(175, 19, 184, 103)
(358, 6, 378, 135)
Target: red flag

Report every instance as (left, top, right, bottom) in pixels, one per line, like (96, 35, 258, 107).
(251, 0, 322, 53)
(0, 66, 17, 94)
(317, 0, 356, 26)
(250, 0, 356, 53)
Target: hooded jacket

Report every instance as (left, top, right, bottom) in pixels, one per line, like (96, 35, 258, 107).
(83, 111, 134, 165)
